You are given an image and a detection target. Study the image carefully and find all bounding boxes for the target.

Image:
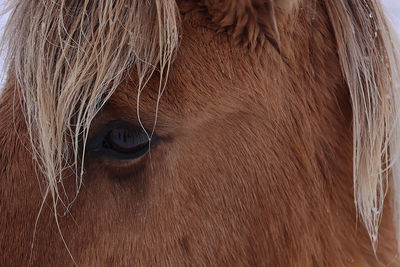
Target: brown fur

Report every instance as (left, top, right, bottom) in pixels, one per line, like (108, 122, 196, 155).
(1, 0, 399, 266)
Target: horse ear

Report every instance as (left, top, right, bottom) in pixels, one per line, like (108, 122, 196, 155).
(180, 0, 298, 51)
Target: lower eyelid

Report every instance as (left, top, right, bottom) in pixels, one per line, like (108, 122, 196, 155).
(84, 153, 149, 182)
(88, 141, 151, 160)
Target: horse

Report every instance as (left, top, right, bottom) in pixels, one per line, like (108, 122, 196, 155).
(1, 0, 400, 265)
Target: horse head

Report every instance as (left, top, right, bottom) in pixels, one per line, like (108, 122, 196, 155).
(1, 0, 399, 265)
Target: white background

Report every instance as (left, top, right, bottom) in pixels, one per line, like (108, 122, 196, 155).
(0, 1, 398, 89)
(382, 0, 400, 35)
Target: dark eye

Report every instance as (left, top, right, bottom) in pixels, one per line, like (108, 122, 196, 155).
(87, 121, 156, 161)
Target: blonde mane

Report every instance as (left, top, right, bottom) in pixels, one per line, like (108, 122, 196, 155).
(2, 0, 179, 250)
(2, 0, 400, 254)
(325, 0, 400, 251)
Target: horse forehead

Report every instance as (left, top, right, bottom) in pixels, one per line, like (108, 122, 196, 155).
(112, 26, 283, 125)
(109, 0, 314, 118)
(109, 0, 335, 125)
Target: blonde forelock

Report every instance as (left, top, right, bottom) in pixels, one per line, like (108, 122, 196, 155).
(2, 0, 179, 243)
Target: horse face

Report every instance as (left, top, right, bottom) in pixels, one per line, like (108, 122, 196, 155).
(1, 0, 398, 266)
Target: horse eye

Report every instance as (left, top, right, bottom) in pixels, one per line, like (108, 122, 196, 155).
(87, 121, 155, 161)
(104, 127, 148, 153)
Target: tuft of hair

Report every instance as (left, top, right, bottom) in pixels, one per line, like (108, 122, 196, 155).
(2, 0, 179, 221)
(325, 0, 400, 252)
